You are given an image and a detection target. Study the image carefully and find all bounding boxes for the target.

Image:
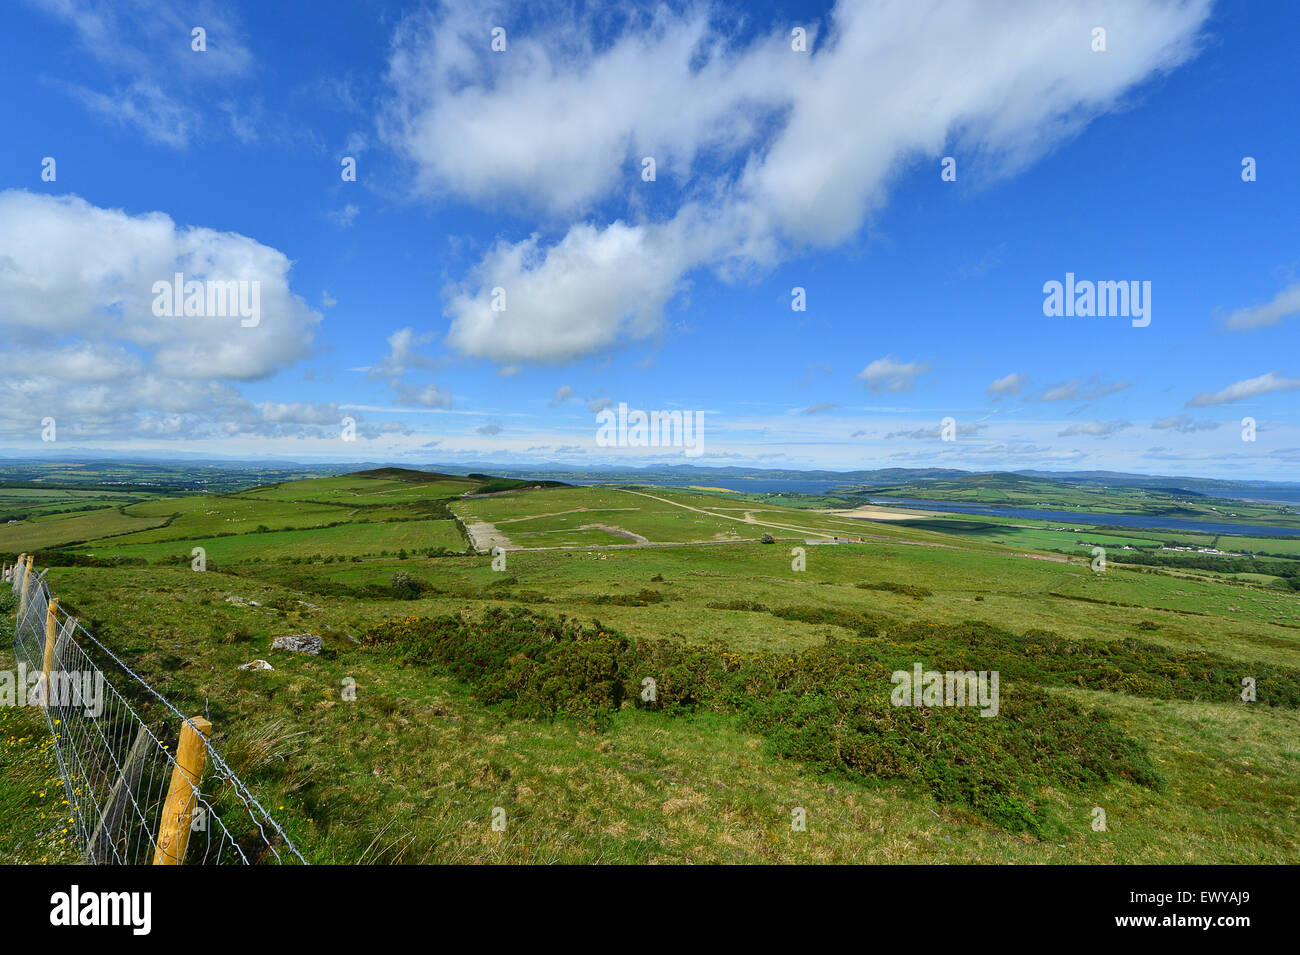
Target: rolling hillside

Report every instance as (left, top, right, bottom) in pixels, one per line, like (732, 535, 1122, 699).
(2, 470, 1298, 863)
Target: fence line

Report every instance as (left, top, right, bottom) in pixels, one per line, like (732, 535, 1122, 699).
(4, 556, 306, 865)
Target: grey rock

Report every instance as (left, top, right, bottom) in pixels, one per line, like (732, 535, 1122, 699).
(271, 633, 322, 655)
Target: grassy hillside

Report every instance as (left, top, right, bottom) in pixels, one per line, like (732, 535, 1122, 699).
(1, 471, 1296, 863)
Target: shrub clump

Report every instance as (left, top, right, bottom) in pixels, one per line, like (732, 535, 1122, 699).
(358, 607, 1228, 835)
(587, 589, 666, 607)
(856, 581, 933, 599)
(389, 572, 425, 600)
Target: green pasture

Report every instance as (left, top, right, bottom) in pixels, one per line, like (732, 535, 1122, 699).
(2, 471, 1297, 863)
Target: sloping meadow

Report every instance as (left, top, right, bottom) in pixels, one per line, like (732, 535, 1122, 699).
(362, 605, 1300, 837)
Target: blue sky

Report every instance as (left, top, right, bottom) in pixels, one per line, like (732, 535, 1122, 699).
(1, 0, 1297, 478)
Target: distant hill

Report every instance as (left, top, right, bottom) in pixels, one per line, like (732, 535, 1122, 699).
(349, 467, 465, 483)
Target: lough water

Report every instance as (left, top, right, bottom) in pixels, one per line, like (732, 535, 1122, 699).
(867, 497, 1300, 538)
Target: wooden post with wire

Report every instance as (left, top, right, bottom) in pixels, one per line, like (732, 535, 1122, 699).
(16, 554, 29, 617)
(40, 598, 60, 707)
(90, 724, 153, 863)
(153, 716, 212, 865)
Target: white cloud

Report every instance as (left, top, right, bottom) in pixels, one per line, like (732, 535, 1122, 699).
(1038, 376, 1129, 402)
(1221, 279, 1300, 331)
(800, 401, 838, 415)
(370, 327, 437, 379)
(887, 422, 987, 439)
(1058, 420, 1132, 437)
(384, 0, 1212, 364)
(381, 3, 786, 216)
(328, 204, 360, 229)
(444, 220, 694, 363)
(0, 190, 320, 380)
(392, 382, 453, 408)
(34, 0, 255, 148)
(1186, 371, 1300, 407)
(1151, 414, 1219, 432)
(71, 79, 201, 148)
(259, 401, 342, 425)
(856, 357, 931, 394)
(0, 191, 324, 441)
(988, 372, 1028, 398)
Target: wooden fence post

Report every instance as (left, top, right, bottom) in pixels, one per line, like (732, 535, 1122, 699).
(153, 716, 212, 865)
(90, 724, 154, 863)
(17, 554, 30, 617)
(40, 598, 59, 707)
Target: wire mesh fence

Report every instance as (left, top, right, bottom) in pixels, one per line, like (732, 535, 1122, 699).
(6, 557, 306, 865)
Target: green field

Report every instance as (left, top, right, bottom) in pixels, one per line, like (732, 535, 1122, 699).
(847, 472, 1300, 528)
(0, 506, 172, 551)
(2, 468, 1297, 864)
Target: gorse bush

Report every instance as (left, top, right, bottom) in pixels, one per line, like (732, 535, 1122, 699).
(362, 609, 631, 726)
(754, 605, 1299, 707)
(586, 589, 666, 607)
(353, 605, 1300, 835)
(855, 580, 933, 599)
(882, 621, 1300, 707)
(769, 604, 894, 635)
(705, 599, 769, 612)
(389, 572, 424, 600)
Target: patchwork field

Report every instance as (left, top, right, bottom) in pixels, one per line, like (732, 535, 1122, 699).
(0, 506, 172, 551)
(2, 468, 1297, 864)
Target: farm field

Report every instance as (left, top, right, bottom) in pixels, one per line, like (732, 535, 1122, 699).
(74, 518, 468, 565)
(844, 473, 1300, 528)
(0, 486, 147, 522)
(2, 468, 1298, 864)
(0, 506, 172, 551)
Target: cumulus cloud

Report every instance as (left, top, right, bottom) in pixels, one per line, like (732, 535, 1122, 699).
(381, 3, 785, 215)
(365, 326, 452, 407)
(0, 367, 246, 442)
(800, 401, 838, 415)
(392, 382, 453, 408)
(0, 191, 321, 381)
(0, 191, 326, 441)
(856, 357, 931, 394)
(443, 221, 695, 363)
(1186, 371, 1300, 407)
(369, 327, 438, 379)
(259, 401, 342, 425)
(383, 0, 1212, 364)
